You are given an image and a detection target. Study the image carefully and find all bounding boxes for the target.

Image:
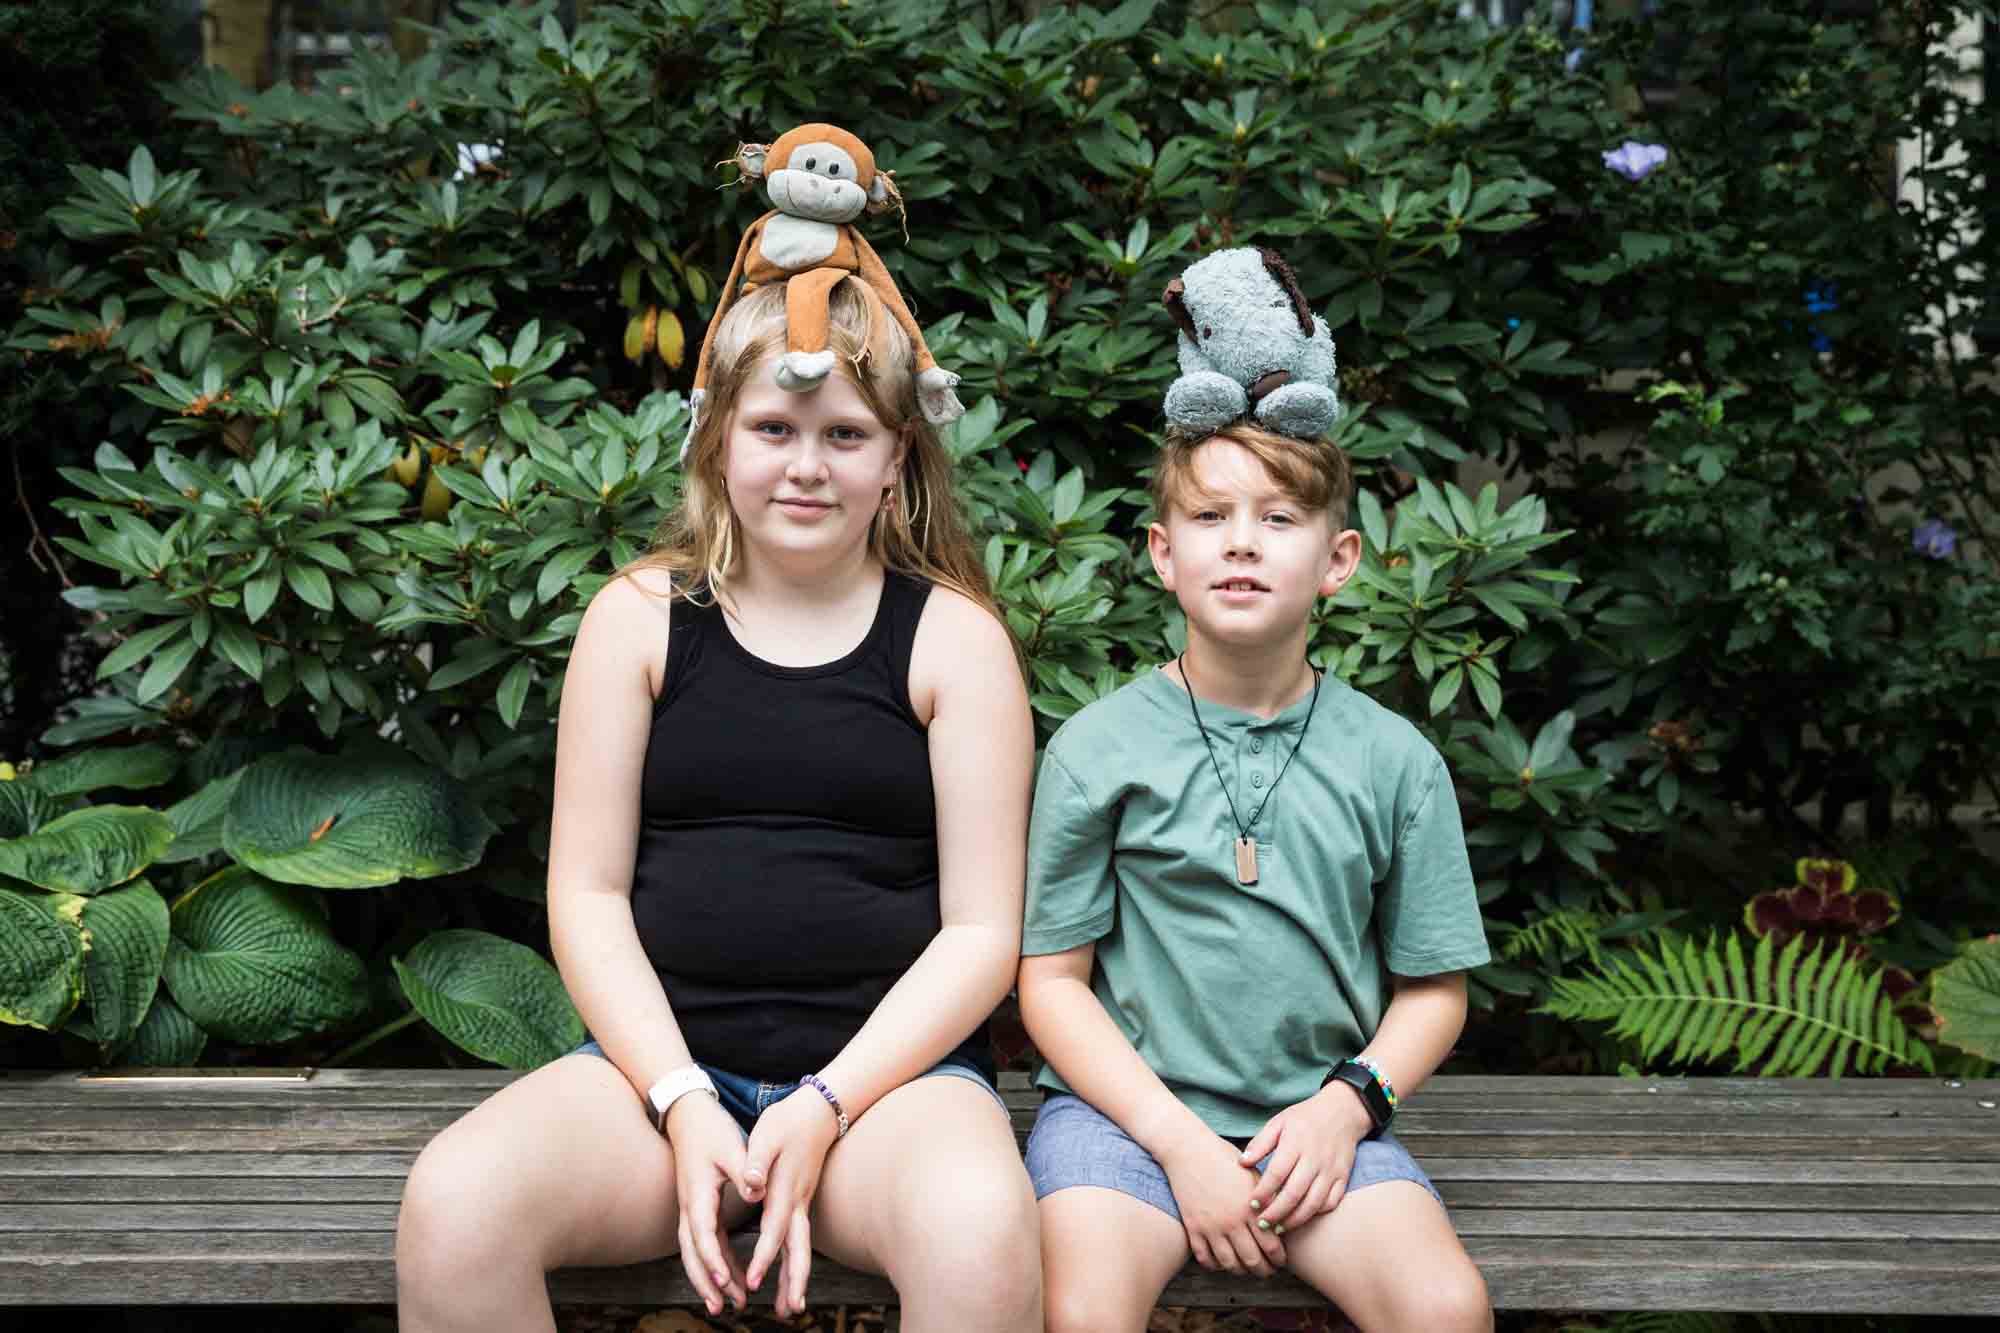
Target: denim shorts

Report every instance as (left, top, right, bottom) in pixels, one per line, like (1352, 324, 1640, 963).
(1024, 1092, 1442, 1223)
(570, 1039, 1005, 1135)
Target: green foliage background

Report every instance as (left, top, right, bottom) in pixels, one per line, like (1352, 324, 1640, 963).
(3, 0, 1997, 1078)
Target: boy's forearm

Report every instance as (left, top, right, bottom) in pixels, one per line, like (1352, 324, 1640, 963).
(1349, 970, 1469, 1104)
(1019, 971, 1212, 1162)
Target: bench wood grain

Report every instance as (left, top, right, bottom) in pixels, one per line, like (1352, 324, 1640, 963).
(5, 1069, 1999, 1313)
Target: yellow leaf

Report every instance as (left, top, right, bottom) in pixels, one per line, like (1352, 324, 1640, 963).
(386, 443, 422, 487)
(0, 762, 15, 781)
(687, 267, 709, 306)
(421, 466, 453, 520)
(623, 310, 649, 364)
(657, 310, 686, 369)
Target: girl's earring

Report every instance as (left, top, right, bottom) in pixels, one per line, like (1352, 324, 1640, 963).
(881, 488, 896, 514)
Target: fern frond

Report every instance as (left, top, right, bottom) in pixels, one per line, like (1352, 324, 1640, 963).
(1499, 905, 1606, 963)
(1540, 930, 1935, 1076)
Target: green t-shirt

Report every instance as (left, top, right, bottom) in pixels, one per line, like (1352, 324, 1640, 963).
(1022, 667, 1489, 1136)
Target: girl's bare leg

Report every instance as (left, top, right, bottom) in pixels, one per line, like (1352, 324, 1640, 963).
(396, 1051, 742, 1333)
(810, 1075, 1043, 1333)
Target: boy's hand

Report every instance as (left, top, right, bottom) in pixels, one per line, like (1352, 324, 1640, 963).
(1159, 1132, 1286, 1276)
(1239, 1083, 1375, 1232)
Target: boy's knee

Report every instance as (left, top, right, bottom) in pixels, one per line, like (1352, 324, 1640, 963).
(1045, 1282, 1145, 1333)
(1401, 1266, 1492, 1333)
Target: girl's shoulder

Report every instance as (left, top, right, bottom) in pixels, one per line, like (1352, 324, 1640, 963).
(574, 564, 678, 690)
(907, 581, 1021, 726)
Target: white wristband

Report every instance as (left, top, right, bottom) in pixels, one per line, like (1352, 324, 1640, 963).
(644, 1064, 718, 1135)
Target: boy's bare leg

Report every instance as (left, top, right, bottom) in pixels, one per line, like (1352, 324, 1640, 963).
(1282, 1181, 1491, 1333)
(809, 1076, 1042, 1333)
(1038, 1186, 1190, 1333)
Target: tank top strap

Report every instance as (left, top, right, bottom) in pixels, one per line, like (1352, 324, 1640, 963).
(878, 573, 934, 723)
(655, 591, 718, 717)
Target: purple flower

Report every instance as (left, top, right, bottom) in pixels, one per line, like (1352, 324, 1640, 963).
(1913, 518, 1957, 559)
(1603, 141, 1668, 182)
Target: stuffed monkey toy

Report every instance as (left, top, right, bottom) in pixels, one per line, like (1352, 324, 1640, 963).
(683, 123, 964, 456)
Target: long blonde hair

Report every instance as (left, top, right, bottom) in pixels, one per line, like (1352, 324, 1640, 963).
(625, 279, 999, 624)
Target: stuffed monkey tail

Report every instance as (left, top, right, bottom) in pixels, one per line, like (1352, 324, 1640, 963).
(775, 269, 872, 393)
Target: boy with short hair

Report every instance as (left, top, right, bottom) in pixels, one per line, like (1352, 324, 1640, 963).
(1017, 420, 1493, 1332)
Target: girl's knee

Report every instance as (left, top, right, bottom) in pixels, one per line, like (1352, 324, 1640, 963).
(892, 1162, 1041, 1318)
(397, 1124, 531, 1284)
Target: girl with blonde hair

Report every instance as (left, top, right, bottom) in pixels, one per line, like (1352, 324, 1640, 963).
(397, 278, 1040, 1333)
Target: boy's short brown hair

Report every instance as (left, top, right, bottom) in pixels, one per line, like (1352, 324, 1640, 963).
(1149, 423, 1353, 530)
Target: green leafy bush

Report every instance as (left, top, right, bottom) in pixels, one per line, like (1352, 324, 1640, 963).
(6, 0, 1997, 1071)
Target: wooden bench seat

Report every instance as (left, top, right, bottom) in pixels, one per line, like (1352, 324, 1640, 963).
(5, 1069, 2000, 1314)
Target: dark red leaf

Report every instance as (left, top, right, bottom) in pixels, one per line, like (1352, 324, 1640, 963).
(1851, 889, 1901, 933)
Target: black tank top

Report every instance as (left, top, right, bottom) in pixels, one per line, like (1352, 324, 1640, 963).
(631, 572, 990, 1081)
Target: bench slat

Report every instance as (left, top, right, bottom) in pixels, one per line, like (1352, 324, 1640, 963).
(12, 1202, 2000, 1242)
(14, 1177, 2000, 1215)
(10, 1235, 2000, 1314)
(7, 1071, 2000, 1314)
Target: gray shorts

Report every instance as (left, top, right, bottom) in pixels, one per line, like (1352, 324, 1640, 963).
(1024, 1091, 1442, 1223)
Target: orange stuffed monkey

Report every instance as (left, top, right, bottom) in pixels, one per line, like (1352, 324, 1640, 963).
(683, 123, 964, 456)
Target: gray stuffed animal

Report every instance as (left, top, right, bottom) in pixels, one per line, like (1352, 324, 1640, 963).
(1161, 246, 1339, 439)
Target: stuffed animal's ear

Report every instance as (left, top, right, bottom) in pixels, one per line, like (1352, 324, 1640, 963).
(1162, 277, 1199, 343)
(734, 142, 771, 181)
(1258, 247, 1314, 337)
(865, 168, 903, 217)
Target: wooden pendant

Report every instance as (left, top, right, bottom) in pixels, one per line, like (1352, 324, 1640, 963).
(1234, 835, 1259, 885)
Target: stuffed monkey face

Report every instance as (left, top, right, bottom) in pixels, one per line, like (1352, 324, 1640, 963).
(752, 125, 885, 224)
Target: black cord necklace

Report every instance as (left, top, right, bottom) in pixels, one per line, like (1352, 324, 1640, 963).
(1178, 652, 1323, 885)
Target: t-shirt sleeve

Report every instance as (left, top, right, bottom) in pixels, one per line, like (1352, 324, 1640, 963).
(1375, 752, 1491, 976)
(1021, 747, 1117, 956)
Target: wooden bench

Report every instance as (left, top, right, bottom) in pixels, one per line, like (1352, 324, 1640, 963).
(6, 1069, 2000, 1315)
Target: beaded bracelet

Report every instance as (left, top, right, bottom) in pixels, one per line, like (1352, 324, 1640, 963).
(1352, 1054, 1399, 1111)
(799, 1073, 850, 1138)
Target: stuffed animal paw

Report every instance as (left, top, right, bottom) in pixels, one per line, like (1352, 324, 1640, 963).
(1161, 246, 1340, 440)
(1254, 381, 1340, 439)
(1163, 370, 1249, 436)
(678, 387, 706, 462)
(774, 349, 837, 392)
(916, 366, 966, 425)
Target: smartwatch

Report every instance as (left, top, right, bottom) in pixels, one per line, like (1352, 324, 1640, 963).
(644, 1064, 718, 1134)
(1322, 1058, 1392, 1138)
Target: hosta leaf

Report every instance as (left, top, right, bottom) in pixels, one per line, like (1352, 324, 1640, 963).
(116, 990, 207, 1066)
(80, 880, 171, 1052)
(162, 867, 368, 1044)
(394, 929, 583, 1070)
(1933, 936, 2000, 1062)
(24, 743, 179, 798)
(158, 768, 247, 864)
(0, 886, 86, 1029)
(0, 805, 174, 894)
(0, 780, 60, 838)
(223, 753, 497, 888)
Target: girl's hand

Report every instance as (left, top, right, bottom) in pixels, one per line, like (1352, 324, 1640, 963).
(741, 1086, 842, 1317)
(1238, 1085, 1374, 1233)
(668, 1093, 754, 1316)
(1159, 1131, 1286, 1276)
